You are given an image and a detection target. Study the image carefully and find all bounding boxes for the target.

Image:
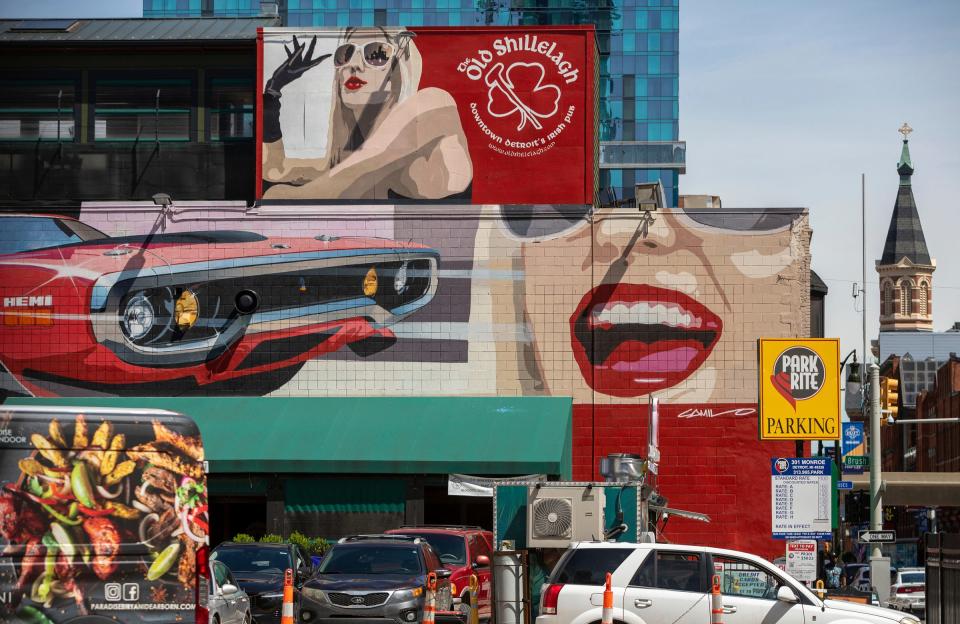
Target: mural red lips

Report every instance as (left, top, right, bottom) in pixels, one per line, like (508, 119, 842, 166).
(771, 371, 797, 409)
(570, 283, 722, 397)
(344, 76, 367, 90)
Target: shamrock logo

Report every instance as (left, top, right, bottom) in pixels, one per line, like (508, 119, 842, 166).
(485, 62, 561, 132)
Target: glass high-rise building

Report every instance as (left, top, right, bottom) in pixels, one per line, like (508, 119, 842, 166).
(144, 0, 684, 205)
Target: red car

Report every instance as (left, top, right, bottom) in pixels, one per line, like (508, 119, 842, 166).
(386, 526, 494, 621)
(0, 214, 438, 396)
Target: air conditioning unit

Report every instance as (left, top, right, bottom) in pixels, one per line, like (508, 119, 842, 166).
(527, 486, 606, 548)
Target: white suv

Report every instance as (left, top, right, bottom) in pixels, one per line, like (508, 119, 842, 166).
(536, 542, 921, 624)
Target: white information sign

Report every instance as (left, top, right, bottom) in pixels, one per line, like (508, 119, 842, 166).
(447, 474, 545, 497)
(771, 457, 832, 540)
(785, 540, 818, 582)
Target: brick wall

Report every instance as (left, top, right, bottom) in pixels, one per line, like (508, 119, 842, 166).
(573, 403, 795, 559)
(916, 359, 960, 473)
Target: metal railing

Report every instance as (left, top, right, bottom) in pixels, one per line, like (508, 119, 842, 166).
(925, 532, 959, 624)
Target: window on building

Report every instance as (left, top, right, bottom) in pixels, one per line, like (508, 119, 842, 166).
(900, 281, 912, 316)
(94, 78, 191, 141)
(208, 77, 254, 140)
(919, 282, 928, 316)
(883, 283, 893, 316)
(0, 79, 76, 141)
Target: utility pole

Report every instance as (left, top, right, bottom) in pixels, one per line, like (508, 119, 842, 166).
(861, 173, 868, 385)
(868, 363, 891, 604)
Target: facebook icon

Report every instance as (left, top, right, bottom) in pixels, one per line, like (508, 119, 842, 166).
(123, 583, 139, 602)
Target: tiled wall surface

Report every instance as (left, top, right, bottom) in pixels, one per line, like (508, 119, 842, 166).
(1, 203, 810, 403)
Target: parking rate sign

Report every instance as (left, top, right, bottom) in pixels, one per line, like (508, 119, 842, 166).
(771, 457, 832, 540)
(785, 540, 818, 582)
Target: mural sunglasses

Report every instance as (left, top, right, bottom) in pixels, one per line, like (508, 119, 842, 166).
(334, 41, 397, 69)
(499, 205, 795, 241)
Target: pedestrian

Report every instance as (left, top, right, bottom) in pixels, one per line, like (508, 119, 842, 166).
(826, 558, 841, 590)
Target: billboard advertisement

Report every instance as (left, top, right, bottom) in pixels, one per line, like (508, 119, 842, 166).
(256, 26, 595, 204)
(758, 338, 841, 441)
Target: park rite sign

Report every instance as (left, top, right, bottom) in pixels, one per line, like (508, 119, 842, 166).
(758, 338, 841, 441)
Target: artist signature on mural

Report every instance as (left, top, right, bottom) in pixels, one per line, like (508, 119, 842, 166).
(677, 407, 757, 419)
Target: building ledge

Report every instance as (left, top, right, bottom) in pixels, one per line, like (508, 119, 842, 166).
(599, 141, 686, 173)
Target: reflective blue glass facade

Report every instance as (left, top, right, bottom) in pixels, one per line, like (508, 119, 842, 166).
(144, 0, 681, 205)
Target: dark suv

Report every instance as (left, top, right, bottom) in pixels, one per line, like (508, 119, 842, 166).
(384, 526, 493, 621)
(300, 535, 455, 624)
(211, 542, 313, 624)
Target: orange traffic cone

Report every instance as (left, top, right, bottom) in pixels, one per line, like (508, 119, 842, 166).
(422, 572, 437, 624)
(601, 572, 613, 624)
(281, 568, 295, 624)
(711, 574, 723, 624)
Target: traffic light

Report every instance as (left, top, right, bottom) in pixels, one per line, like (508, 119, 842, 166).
(846, 490, 869, 524)
(879, 377, 899, 423)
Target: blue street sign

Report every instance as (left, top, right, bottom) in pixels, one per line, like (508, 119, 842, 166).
(837, 481, 853, 490)
(841, 422, 866, 475)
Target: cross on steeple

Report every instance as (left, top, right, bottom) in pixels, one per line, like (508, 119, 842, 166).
(898, 122, 913, 141)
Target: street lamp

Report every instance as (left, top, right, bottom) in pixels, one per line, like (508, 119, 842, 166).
(151, 193, 173, 231)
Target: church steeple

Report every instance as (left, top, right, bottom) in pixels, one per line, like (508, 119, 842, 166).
(877, 123, 935, 332)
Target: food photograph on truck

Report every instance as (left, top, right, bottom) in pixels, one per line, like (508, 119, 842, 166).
(0, 407, 208, 624)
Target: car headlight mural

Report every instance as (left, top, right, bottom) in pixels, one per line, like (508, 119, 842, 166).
(393, 262, 409, 295)
(174, 289, 200, 330)
(122, 294, 155, 340)
(117, 286, 230, 349)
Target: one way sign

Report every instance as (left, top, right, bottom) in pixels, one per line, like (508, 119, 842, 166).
(858, 530, 896, 544)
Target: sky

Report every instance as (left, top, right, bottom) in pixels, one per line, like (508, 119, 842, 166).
(3, 0, 959, 368)
(681, 0, 960, 366)
(0, 0, 141, 18)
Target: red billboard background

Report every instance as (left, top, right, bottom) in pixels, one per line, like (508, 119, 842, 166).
(256, 26, 595, 204)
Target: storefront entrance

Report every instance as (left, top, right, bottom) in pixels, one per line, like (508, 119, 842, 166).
(210, 496, 267, 545)
(424, 483, 493, 529)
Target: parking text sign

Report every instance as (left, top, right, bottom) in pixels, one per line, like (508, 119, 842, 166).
(785, 540, 818, 582)
(771, 457, 832, 540)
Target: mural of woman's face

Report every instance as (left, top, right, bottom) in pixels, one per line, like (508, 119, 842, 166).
(510, 206, 806, 404)
(334, 33, 403, 109)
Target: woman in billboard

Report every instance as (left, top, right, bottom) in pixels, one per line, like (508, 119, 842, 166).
(487, 201, 809, 404)
(261, 28, 473, 200)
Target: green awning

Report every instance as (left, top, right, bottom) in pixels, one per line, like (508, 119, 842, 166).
(285, 478, 405, 513)
(5, 397, 572, 478)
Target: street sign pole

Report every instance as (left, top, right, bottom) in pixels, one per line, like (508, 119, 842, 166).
(868, 363, 891, 604)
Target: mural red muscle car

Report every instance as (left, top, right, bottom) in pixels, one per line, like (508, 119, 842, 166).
(0, 214, 438, 396)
